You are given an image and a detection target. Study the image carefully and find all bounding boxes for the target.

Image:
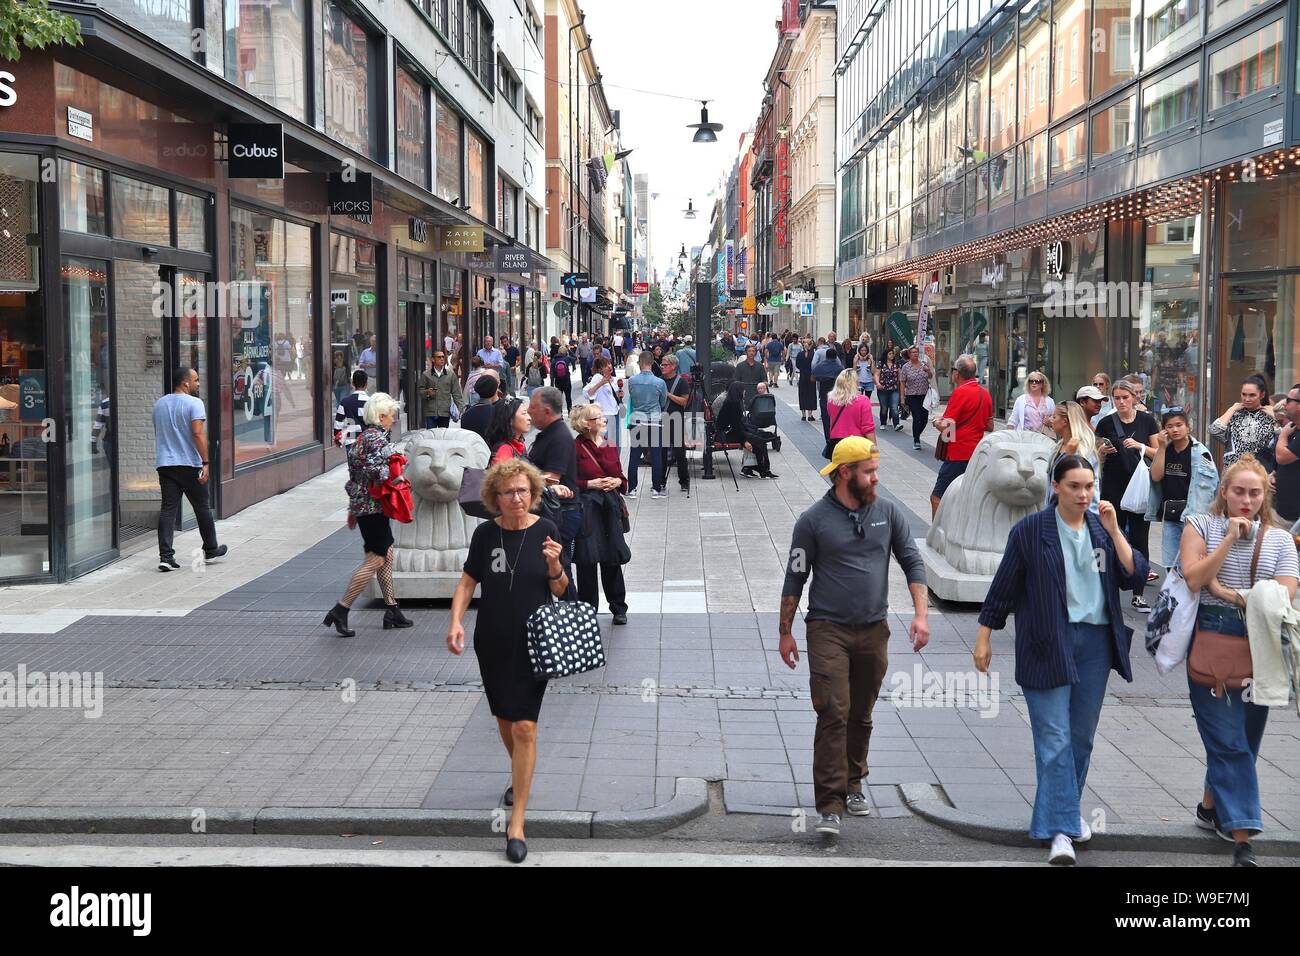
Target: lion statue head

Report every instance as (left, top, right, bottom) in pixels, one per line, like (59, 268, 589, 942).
(388, 428, 490, 573)
(926, 429, 1054, 576)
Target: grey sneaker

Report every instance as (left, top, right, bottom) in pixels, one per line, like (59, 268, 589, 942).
(845, 792, 871, 817)
(624, 490, 638, 500)
(815, 812, 841, 835)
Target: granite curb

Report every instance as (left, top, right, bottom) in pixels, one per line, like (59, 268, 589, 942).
(0, 778, 709, 839)
(898, 782, 1300, 857)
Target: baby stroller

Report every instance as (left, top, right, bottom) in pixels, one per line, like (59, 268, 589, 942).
(747, 392, 781, 452)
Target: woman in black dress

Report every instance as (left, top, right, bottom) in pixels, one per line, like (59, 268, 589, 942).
(447, 457, 568, 864)
(796, 336, 817, 421)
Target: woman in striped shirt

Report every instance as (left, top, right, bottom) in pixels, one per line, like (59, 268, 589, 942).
(1177, 455, 1298, 867)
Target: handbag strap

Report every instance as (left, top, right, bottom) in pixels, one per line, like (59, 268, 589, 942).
(1250, 523, 1265, 583)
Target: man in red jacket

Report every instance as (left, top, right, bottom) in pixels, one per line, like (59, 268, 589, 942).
(930, 354, 992, 517)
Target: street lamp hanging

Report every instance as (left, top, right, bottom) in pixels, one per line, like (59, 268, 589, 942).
(688, 101, 723, 144)
(683, 199, 696, 219)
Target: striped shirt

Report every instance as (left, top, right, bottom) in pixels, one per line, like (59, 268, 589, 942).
(1185, 514, 1299, 606)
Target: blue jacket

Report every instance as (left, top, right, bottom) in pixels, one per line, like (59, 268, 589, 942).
(1144, 437, 1219, 523)
(978, 507, 1149, 689)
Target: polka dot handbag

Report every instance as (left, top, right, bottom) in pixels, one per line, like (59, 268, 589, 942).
(525, 599, 606, 679)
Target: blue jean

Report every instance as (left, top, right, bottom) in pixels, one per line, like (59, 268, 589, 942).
(627, 422, 664, 493)
(877, 388, 899, 427)
(1022, 622, 1113, 840)
(1188, 608, 1268, 834)
(1161, 518, 1184, 569)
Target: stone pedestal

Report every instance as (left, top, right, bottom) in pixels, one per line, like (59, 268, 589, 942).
(921, 429, 1053, 604)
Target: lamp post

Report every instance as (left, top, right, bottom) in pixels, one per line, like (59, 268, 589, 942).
(696, 280, 715, 480)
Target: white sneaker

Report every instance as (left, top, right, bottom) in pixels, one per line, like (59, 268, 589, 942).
(1048, 833, 1076, 865)
(1075, 814, 1092, 844)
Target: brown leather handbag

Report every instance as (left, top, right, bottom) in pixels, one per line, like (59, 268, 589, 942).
(1187, 528, 1263, 697)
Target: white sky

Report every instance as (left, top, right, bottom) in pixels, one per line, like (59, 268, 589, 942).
(578, 0, 784, 285)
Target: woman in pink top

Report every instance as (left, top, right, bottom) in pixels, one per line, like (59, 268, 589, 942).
(824, 369, 876, 459)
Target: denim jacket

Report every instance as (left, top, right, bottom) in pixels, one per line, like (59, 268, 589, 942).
(1144, 437, 1219, 523)
(627, 371, 667, 422)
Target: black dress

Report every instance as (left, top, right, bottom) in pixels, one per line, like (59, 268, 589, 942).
(463, 516, 559, 722)
(796, 352, 817, 411)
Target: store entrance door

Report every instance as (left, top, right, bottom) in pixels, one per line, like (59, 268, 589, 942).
(987, 305, 1009, 418)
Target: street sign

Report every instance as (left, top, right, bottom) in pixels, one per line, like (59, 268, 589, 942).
(632, 282, 649, 294)
(561, 272, 590, 289)
(768, 294, 784, 308)
(228, 123, 284, 178)
(800, 302, 814, 316)
(743, 296, 757, 315)
(438, 226, 484, 252)
(739, 320, 749, 331)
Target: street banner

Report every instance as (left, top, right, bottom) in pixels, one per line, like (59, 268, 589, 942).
(887, 311, 914, 347)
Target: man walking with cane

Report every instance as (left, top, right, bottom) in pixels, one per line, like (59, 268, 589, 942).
(779, 437, 929, 835)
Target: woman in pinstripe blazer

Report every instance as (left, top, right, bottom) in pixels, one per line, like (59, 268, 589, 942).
(974, 455, 1149, 865)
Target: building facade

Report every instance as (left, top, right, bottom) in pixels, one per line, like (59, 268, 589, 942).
(0, 0, 549, 583)
(836, 0, 1300, 440)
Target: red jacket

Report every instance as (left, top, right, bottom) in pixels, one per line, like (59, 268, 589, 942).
(575, 436, 627, 494)
(370, 453, 414, 523)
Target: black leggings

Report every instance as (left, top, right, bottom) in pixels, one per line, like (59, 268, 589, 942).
(906, 395, 929, 443)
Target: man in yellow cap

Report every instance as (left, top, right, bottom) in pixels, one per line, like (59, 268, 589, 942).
(780, 436, 930, 836)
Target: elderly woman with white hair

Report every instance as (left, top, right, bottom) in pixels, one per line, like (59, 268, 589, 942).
(322, 392, 414, 637)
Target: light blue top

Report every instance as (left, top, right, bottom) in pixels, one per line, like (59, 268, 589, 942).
(628, 370, 668, 421)
(1055, 510, 1108, 625)
(153, 393, 206, 468)
(675, 346, 697, 376)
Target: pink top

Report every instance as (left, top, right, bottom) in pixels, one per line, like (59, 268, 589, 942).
(827, 395, 877, 440)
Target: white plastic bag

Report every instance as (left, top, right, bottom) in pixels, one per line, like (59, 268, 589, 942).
(922, 386, 939, 412)
(1146, 568, 1199, 674)
(1120, 457, 1151, 513)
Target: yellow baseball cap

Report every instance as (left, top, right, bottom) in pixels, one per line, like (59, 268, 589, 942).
(819, 436, 878, 476)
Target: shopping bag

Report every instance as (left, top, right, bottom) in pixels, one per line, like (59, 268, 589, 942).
(922, 386, 939, 412)
(1146, 568, 1199, 674)
(1120, 458, 1151, 514)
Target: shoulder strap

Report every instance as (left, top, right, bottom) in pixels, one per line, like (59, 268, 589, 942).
(1251, 524, 1265, 582)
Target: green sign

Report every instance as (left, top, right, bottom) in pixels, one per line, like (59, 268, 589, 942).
(886, 311, 915, 347)
(959, 310, 987, 347)
(358, 291, 377, 306)
(768, 294, 784, 308)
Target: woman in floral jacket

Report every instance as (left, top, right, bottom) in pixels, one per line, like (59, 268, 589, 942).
(322, 392, 414, 637)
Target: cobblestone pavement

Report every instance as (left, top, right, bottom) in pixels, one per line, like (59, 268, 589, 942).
(0, 371, 1296, 833)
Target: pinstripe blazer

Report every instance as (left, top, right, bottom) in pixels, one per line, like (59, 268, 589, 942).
(978, 507, 1149, 689)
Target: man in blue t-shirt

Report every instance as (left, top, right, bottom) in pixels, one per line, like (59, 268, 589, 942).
(764, 334, 786, 389)
(153, 366, 226, 572)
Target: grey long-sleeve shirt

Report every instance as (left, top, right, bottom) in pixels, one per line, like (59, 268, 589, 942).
(782, 491, 925, 627)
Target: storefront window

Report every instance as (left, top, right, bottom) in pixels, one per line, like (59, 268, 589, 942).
(1019, 0, 1050, 141)
(230, 207, 316, 466)
(1019, 133, 1048, 197)
(0, 155, 49, 578)
(1091, 0, 1139, 98)
(1207, 18, 1282, 112)
(1218, 275, 1298, 414)
(225, 0, 308, 120)
(1144, 0, 1201, 70)
(435, 97, 462, 205)
(466, 128, 489, 223)
(1091, 91, 1137, 161)
(1052, 0, 1089, 120)
(1140, 215, 1200, 417)
(111, 175, 171, 246)
(989, 151, 1015, 208)
(396, 66, 431, 189)
(329, 233, 379, 396)
(1050, 119, 1087, 181)
(989, 22, 1017, 154)
(59, 161, 107, 236)
(176, 192, 208, 252)
(1141, 60, 1199, 139)
(324, 0, 373, 158)
(98, 0, 192, 59)
(1221, 176, 1300, 272)
(966, 44, 989, 163)
(440, 265, 465, 373)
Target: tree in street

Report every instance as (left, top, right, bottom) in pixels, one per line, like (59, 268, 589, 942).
(0, 0, 82, 60)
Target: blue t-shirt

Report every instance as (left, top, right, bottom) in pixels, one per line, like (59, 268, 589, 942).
(153, 393, 206, 468)
(1055, 511, 1108, 625)
(765, 339, 784, 361)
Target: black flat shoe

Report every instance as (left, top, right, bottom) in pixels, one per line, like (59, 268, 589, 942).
(323, 603, 356, 638)
(503, 786, 514, 807)
(506, 837, 527, 863)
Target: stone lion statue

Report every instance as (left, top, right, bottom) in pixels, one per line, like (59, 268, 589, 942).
(921, 429, 1053, 600)
(368, 428, 488, 598)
